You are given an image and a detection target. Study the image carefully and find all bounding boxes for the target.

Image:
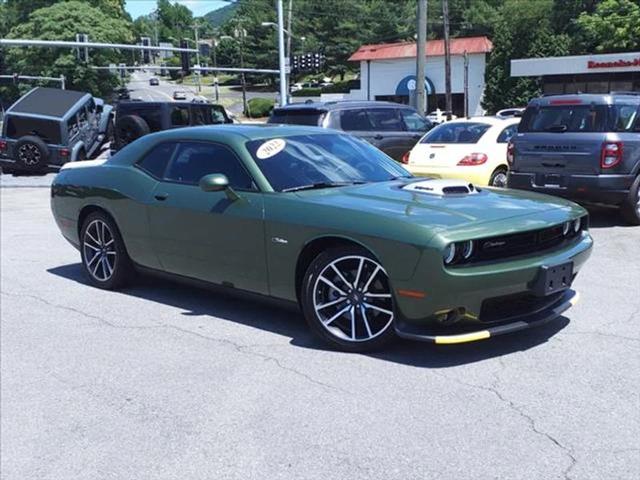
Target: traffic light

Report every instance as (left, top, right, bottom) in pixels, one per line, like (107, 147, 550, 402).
(180, 39, 191, 75)
(141, 37, 151, 64)
(76, 33, 89, 63)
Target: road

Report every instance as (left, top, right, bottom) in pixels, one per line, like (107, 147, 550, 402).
(126, 70, 201, 103)
(1, 183, 638, 480)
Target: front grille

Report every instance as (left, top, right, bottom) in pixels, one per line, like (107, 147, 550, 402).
(470, 224, 580, 264)
(480, 290, 565, 323)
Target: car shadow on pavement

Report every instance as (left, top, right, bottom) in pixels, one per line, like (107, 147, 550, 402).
(586, 206, 633, 228)
(48, 263, 570, 368)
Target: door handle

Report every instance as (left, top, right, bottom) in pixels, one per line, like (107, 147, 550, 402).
(154, 193, 169, 201)
(374, 134, 384, 140)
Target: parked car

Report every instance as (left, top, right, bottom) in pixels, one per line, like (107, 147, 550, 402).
(427, 108, 458, 125)
(113, 100, 233, 150)
(149, 78, 160, 86)
(50, 125, 592, 352)
(405, 116, 520, 187)
(496, 107, 524, 119)
(508, 92, 640, 225)
(0, 87, 113, 173)
(290, 83, 304, 93)
(267, 101, 433, 161)
(173, 90, 187, 100)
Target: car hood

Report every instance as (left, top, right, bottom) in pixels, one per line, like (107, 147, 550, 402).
(294, 179, 580, 232)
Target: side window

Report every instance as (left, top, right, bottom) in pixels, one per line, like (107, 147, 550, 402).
(400, 109, 429, 131)
(164, 142, 254, 189)
(210, 106, 228, 123)
(170, 106, 190, 126)
(77, 107, 88, 128)
(497, 124, 518, 143)
(67, 115, 79, 139)
(137, 142, 177, 178)
(340, 109, 372, 131)
(367, 108, 404, 131)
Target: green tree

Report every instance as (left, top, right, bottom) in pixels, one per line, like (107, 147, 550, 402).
(575, 0, 640, 53)
(4, 1, 134, 98)
(482, 0, 570, 113)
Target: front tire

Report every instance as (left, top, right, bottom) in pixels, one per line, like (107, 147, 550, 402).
(80, 212, 133, 289)
(621, 175, 640, 225)
(301, 246, 396, 352)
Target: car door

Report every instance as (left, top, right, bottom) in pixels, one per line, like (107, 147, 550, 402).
(146, 141, 268, 294)
(366, 108, 414, 161)
(338, 108, 377, 145)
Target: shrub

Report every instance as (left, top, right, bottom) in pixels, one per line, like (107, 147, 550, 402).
(245, 97, 275, 118)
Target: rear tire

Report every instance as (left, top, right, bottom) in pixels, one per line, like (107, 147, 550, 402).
(115, 115, 150, 150)
(489, 167, 509, 188)
(301, 246, 397, 352)
(621, 175, 640, 225)
(14, 136, 49, 171)
(80, 212, 133, 290)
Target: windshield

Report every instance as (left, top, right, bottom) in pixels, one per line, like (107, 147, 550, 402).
(245, 133, 411, 192)
(420, 122, 490, 144)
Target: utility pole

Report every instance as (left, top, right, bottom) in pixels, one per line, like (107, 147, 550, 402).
(234, 25, 248, 115)
(194, 23, 201, 92)
(442, 0, 452, 121)
(463, 51, 469, 118)
(286, 0, 293, 102)
(212, 38, 219, 102)
(276, 0, 288, 106)
(415, 0, 427, 115)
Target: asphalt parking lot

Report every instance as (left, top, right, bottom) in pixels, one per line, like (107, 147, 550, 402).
(1, 176, 638, 480)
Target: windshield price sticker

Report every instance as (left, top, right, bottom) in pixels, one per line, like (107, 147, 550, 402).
(257, 138, 286, 159)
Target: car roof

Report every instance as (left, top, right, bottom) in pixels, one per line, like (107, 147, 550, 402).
(272, 100, 414, 112)
(7, 87, 89, 118)
(441, 116, 519, 126)
(533, 92, 640, 106)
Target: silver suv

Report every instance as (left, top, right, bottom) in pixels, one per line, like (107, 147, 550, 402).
(508, 93, 640, 224)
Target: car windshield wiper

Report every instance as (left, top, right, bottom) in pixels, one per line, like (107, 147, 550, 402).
(544, 124, 568, 132)
(282, 181, 365, 193)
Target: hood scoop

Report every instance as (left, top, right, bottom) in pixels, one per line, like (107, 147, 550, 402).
(402, 179, 480, 196)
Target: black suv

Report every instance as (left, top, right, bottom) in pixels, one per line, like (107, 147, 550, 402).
(114, 101, 233, 150)
(508, 92, 640, 224)
(267, 100, 433, 161)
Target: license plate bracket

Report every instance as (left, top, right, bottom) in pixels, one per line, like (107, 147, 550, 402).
(531, 261, 573, 296)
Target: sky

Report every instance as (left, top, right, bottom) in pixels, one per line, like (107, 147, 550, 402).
(124, 0, 228, 19)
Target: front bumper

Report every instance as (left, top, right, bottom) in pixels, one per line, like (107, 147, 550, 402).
(406, 164, 493, 186)
(391, 230, 592, 343)
(395, 289, 578, 344)
(508, 171, 635, 206)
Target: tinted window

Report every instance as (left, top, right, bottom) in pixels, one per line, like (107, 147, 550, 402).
(170, 106, 190, 126)
(520, 105, 608, 133)
(497, 124, 518, 143)
(245, 134, 411, 192)
(367, 108, 404, 131)
(421, 122, 491, 144)
(191, 105, 229, 125)
(268, 109, 325, 126)
(400, 109, 430, 131)
(611, 105, 638, 132)
(339, 109, 372, 131)
(165, 142, 254, 189)
(137, 142, 176, 178)
(5, 116, 61, 144)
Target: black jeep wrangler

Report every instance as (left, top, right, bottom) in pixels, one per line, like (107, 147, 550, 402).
(113, 101, 233, 150)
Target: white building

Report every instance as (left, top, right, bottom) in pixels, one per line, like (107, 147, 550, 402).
(346, 36, 493, 116)
(511, 51, 640, 94)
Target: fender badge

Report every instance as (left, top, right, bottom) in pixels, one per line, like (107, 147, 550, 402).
(271, 237, 288, 245)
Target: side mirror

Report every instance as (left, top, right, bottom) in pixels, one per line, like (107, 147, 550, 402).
(199, 173, 240, 201)
(199, 173, 229, 192)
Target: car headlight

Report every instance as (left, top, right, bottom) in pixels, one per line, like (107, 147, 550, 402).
(460, 240, 474, 260)
(443, 243, 456, 265)
(573, 217, 581, 233)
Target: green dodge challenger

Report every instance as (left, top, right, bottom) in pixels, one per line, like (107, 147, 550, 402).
(51, 125, 593, 352)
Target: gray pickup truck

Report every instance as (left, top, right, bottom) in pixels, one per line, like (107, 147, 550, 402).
(0, 87, 113, 173)
(508, 92, 640, 224)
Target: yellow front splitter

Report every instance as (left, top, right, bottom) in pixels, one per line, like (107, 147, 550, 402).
(395, 290, 579, 345)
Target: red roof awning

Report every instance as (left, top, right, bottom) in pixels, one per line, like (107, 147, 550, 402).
(348, 36, 493, 62)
